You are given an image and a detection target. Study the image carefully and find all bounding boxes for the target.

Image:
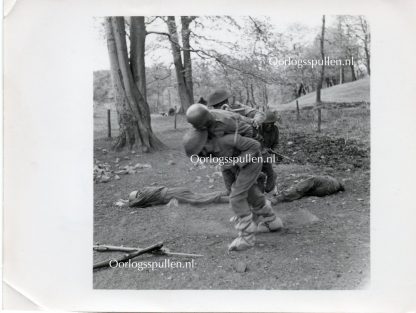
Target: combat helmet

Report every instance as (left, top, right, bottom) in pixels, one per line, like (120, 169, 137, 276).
(183, 128, 208, 157)
(186, 103, 212, 129)
(207, 89, 231, 107)
(129, 190, 138, 202)
(263, 111, 278, 124)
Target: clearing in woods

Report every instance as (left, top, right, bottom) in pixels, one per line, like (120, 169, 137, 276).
(93, 99, 370, 289)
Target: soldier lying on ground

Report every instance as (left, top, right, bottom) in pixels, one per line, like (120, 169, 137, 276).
(128, 186, 228, 208)
(183, 128, 283, 251)
(271, 175, 345, 204)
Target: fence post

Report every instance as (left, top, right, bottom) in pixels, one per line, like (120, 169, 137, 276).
(174, 106, 177, 129)
(296, 100, 300, 120)
(107, 109, 111, 138)
(317, 105, 322, 133)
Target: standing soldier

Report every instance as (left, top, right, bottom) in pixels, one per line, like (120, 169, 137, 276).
(186, 103, 255, 195)
(259, 111, 280, 152)
(258, 111, 280, 192)
(183, 129, 283, 251)
(207, 89, 266, 127)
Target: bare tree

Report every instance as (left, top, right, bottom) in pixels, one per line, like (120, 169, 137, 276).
(130, 17, 147, 102)
(359, 16, 370, 75)
(166, 16, 193, 113)
(181, 16, 195, 103)
(316, 15, 326, 132)
(105, 17, 165, 152)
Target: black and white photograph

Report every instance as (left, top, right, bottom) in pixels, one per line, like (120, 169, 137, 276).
(93, 15, 371, 290)
(4, 0, 416, 310)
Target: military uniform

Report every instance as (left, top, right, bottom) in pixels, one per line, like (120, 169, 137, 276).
(184, 111, 284, 251)
(202, 133, 283, 251)
(205, 109, 254, 138)
(207, 89, 265, 126)
(272, 176, 344, 203)
(256, 111, 280, 193)
(259, 124, 279, 150)
(227, 102, 266, 126)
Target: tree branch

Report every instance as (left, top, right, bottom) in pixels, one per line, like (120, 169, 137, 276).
(146, 30, 171, 38)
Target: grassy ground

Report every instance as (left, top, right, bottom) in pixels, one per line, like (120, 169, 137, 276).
(271, 77, 370, 111)
(278, 105, 371, 146)
(93, 101, 370, 289)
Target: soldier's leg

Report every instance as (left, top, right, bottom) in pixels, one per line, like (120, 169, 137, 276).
(262, 162, 276, 193)
(221, 168, 236, 196)
(261, 151, 276, 193)
(247, 184, 283, 233)
(228, 162, 262, 251)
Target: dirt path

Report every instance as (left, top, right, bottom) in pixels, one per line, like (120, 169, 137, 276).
(93, 121, 370, 289)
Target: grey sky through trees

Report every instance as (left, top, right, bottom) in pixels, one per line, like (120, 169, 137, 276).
(93, 15, 335, 71)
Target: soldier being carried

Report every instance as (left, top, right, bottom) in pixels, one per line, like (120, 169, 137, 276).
(207, 89, 266, 127)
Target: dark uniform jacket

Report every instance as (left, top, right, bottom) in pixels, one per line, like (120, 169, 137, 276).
(207, 109, 254, 138)
(259, 124, 279, 150)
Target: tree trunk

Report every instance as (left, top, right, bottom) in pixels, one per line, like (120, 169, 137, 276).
(360, 17, 371, 75)
(181, 16, 194, 103)
(364, 41, 370, 75)
(350, 62, 357, 81)
(244, 82, 250, 106)
(167, 16, 192, 114)
(316, 15, 326, 133)
(105, 17, 165, 152)
(296, 100, 300, 120)
(262, 84, 268, 109)
(250, 83, 257, 108)
(130, 17, 147, 102)
(339, 66, 344, 84)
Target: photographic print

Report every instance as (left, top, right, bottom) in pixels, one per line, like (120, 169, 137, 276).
(93, 15, 370, 290)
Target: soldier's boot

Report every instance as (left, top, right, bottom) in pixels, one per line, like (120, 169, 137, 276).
(228, 213, 257, 251)
(254, 200, 283, 233)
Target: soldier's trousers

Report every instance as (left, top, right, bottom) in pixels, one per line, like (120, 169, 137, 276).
(223, 155, 276, 195)
(224, 161, 266, 217)
(261, 151, 276, 193)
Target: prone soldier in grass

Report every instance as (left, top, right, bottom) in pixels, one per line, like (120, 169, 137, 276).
(183, 128, 283, 251)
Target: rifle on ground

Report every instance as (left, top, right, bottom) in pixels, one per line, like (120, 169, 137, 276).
(93, 242, 163, 270)
(267, 148, 296, 162)
(93, 242, 203, 270)
(93, 244, 203, 258)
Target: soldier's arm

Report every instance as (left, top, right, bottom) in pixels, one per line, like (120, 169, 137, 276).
(243, 106, 266, 125)
(235, 118, 254, 138)
(224, 134, 261, 168)
(233, 102, 266, 125)
(251, 110, 266, 125)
